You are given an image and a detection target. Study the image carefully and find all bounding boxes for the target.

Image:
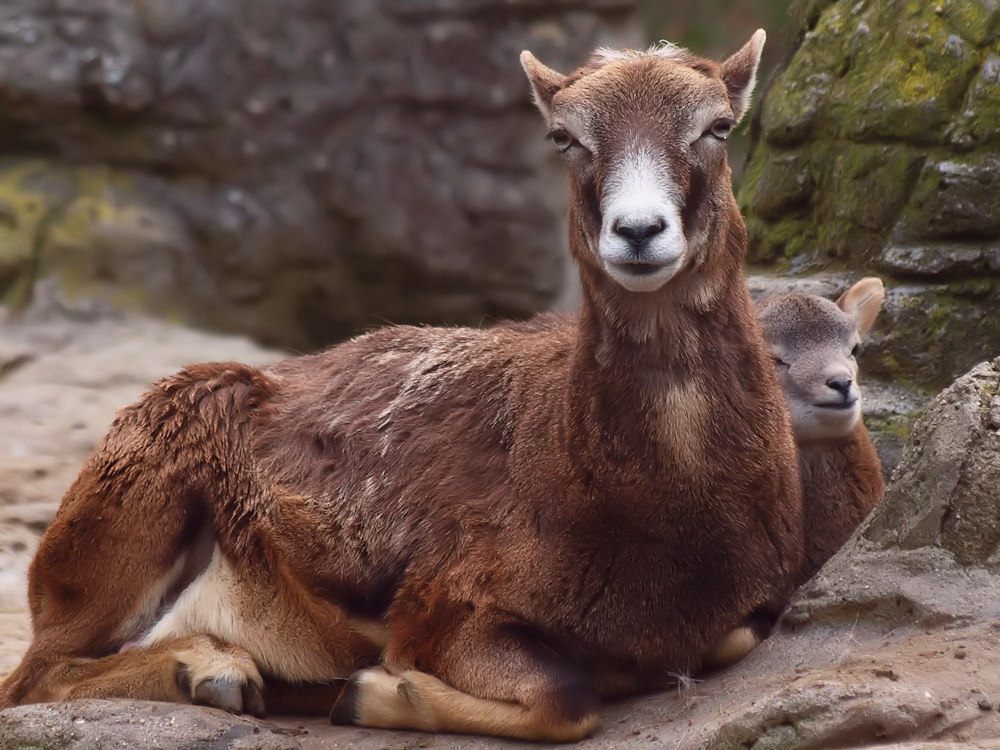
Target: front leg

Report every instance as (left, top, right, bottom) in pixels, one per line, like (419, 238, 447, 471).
(330, 617, 600, 742)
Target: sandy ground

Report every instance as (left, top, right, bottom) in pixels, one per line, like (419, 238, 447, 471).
(3, 611, 999, 748)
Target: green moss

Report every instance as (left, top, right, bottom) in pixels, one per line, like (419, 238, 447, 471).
(737, 150, 768, 217)
(941, 0, 1000, 45)
(745, 216, 819, 266)
(865, 414, 914, 443)
(760, 4, 846, 146)
(866, 285, 1000, 389)
(0, 162, 66, 308)
(948, 278, 997, 297)
(949, 54, 1000, 147)
(897, 153, 1000, 240)
(746, 152, 816, 221)
(825, 0, 981, 144)
(807, 144, 922, 260)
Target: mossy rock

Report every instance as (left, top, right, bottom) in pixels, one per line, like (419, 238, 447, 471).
(826, 0, 980, 145)
(948, 53, 1000, 147)
(742, 0, 1000, 390)
(894, 153, 1000, 241)
(865, 282, 1000, 390)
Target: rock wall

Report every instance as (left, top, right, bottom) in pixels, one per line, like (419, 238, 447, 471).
(740, 0, 1000, 391)
(0, 1, 638, 352)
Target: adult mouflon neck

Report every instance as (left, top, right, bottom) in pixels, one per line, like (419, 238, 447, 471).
(572, 205, 752, 374)
(521, 36, 765, 372)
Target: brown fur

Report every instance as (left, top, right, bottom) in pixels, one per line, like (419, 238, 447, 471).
(0, 33, 802, 741)
(796, 424, 884, 583)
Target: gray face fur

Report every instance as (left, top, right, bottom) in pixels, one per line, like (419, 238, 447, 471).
(756, 278, 885, 443)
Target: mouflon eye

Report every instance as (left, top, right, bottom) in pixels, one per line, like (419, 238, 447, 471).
(706, 118, 735, 141)
(548, 128, 576, 152)
(850, 344, 859, 357)
(772, 356, 789, 369)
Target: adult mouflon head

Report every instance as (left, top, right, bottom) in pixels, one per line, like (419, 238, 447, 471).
(521, 31, 765, 298)
(756, 277, 885, 443)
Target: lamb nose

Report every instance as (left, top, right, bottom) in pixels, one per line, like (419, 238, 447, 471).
(613, 218, 666, 245)
(827, 378, 852, 397)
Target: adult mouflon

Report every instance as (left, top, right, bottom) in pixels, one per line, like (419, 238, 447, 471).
(0, 32, 802, 741)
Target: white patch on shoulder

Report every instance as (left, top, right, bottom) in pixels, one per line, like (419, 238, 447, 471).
(653, 378, 709, 469)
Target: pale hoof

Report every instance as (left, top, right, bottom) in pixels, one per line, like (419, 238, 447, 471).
(172, 635, 266, 716)
(328, 667, 416, 729)
(702, 625, 760, 670)
(193, 675, 266, 717)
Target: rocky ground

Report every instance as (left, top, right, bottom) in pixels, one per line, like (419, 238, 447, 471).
(1, 299, 999, 749)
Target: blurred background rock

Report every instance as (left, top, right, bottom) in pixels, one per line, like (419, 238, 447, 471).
(0, 0, 644, 353)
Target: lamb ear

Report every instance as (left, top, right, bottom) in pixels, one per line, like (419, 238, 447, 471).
(720, 29, 766, 123)
(837, 277, 886, 338)
(520, 51, 566, 120)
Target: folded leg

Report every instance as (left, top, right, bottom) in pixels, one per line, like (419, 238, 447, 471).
(332, 617, 601, 741)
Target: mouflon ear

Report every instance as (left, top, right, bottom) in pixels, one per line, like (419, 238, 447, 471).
(520, 51, 567, 120)
(836, 277, 886, 338)
(719, 29, 766, 123)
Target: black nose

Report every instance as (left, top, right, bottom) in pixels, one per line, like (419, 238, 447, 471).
(827, 378, 852, 397)
(614, 218, 666, 250)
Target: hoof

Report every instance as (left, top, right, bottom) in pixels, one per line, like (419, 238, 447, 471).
(193, 676, 266, 717)
(329, 674, 361, 725)
(172, 635, 266, 716)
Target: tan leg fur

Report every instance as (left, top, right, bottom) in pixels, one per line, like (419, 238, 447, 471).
(332, 667, 601, 742)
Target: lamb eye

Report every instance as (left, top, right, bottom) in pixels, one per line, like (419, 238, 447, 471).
(772, 356, 789, 369)
(548, 128, 576, 152)
(706, 118, 735, 141)
(850, 344, 859, 357)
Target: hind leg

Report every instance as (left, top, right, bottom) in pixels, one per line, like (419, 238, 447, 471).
(0, 362, 322, 712)
(3, 633, 264, 714)
(0, 475, 259, 713)
(1, 433, 241, 707)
